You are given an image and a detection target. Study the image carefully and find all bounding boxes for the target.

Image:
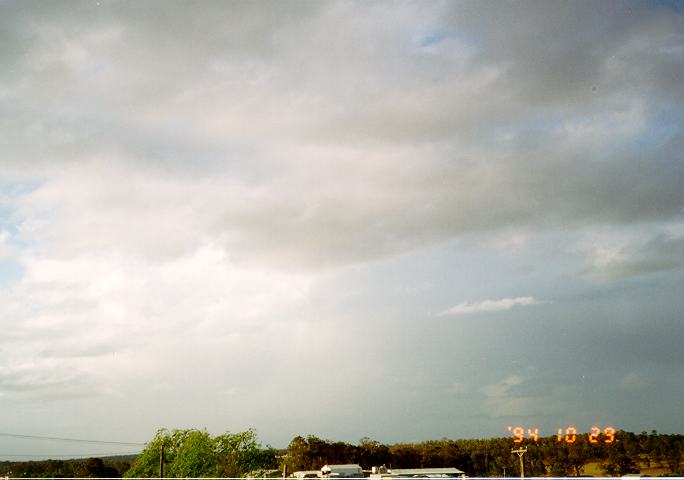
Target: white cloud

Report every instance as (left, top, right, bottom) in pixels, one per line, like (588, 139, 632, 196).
(479, 374, 567, 418)
(620, 372, 650, 390)
(482, 375, 524, 397)
(580, 227, 684, 281)
(479, 375, 536, 418)
(438, 296, 539, 316)
(0, 239, 315, 401)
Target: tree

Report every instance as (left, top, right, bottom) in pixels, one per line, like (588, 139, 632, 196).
(548, 442, 571, 477)
(124, 428, 276, 478)
(602, 441, 639, 476)
(567, 437, 594, 476)
(389, 444, 421, 469)
(663, 435, 683, 473)
(166, 430, 218, 477)
(357, 438, 391, 469)
(284, 436, 312, 471)
(73, 458, 119, 478)
(214, 429, 277, 477)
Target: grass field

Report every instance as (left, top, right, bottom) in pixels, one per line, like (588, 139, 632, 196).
(580, 459, 680, 477)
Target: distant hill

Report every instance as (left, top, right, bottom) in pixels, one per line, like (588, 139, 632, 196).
(97, 453, 139, 463)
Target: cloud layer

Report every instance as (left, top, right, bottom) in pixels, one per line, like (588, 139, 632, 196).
(0, 0, 683, 455)
(1, 0, 683, 270)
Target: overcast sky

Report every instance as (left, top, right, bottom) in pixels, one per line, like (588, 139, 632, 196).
(1, 0, 683, 460)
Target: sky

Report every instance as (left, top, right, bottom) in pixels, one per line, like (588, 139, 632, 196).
(1, 0, 684, 460)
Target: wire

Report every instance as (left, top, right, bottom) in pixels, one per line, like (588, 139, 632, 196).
(0, 432, 145, 446)
(0, 451, 140, 458)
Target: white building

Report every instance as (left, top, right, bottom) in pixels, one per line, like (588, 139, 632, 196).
(370, 467, 465, 478)
(321, 464, 364, 478)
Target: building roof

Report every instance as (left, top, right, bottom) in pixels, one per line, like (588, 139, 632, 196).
(322, 465, 363, 470)
(371, 467, 465, 477)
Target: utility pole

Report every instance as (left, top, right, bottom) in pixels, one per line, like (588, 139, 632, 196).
(511, 447, 527, 478)
(160, 443, 165, 479)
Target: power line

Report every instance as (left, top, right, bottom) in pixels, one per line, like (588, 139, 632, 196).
(0, 451, 140, 458)
(0, 432, 145, 446)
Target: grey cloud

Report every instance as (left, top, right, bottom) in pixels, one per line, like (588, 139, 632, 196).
(585, 231, 684, 280)
(8, 134, 683, 272)
(0, 0, 682, 270)
(0, 365, 99, 399)
(2, 0, 684, 448)
(308, 1, 684, 143)
(2, 1, 679, 145)
(444, 1, 684, 104)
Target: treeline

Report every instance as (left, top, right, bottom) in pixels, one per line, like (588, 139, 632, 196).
(1, 429, 682, 477)
(0, 456, 131, 478)
(284, 431, 683, 477)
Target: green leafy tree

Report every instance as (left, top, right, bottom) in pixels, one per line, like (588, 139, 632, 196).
(166, 430, 218, 477)
(123, 429, 170, 478)
(125, 428, 276, 478)
(214, 429, 277, 477)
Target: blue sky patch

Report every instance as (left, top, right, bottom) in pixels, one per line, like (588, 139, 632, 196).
(420, 31, 445, 48)
(0, 259, 23, 288)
